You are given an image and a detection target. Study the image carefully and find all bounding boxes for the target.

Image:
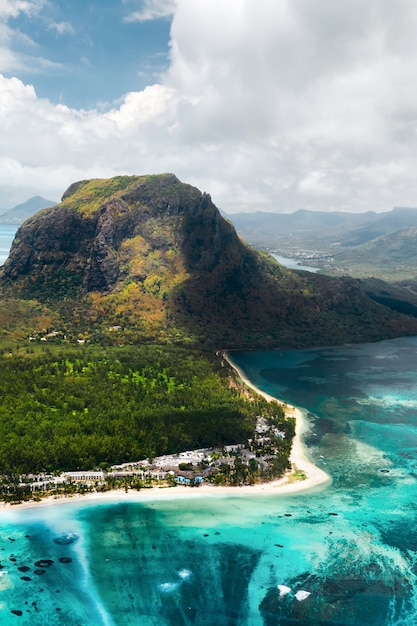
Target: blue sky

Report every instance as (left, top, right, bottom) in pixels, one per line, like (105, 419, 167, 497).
(2, 1, 417, 215)
(4, 1, 172, 108)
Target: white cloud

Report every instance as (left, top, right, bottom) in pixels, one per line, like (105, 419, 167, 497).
(0, 21, 36, 72)
(0, 0, 46, 20)
(0, 2, 64, 75)
(47, 21, 75, 36)
(298, 171, 335, 198)
(164, 0, 417, 211)
(124, 0, 177, 23)
(0, 45, 21, 72)
(4, 0, 417, 213)
(105, 84, 177, 131)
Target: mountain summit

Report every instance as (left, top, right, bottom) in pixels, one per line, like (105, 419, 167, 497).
(2, 174, 417, 348)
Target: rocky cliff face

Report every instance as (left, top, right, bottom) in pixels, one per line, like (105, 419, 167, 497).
(2, 173, 417, 349)
(3, 174, 239, 294)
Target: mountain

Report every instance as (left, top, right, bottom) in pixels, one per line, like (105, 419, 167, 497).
(2, 173, 417, 349)
(339, 208, 417, 247)
(224, 209, 373, 250)
(322, 227, 417, 283)
(226, 206, 417, 252)
(0, 195, 57, 223)
(339, 226, 417, 267)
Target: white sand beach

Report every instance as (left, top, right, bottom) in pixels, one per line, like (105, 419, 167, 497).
(0, 352, 331, 511)
(222, 352, 331, 495)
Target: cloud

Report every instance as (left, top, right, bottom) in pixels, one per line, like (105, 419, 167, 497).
(0, 20, 37, 72)
(47, 21, 75, 36)
(124, 0, 177, 23)
(163, 0, 417, 211)
(0, 0, 46, 20)
(3, 0, 417, 213)
(0, 1, 64, 75)
(0, 45, 22, 73)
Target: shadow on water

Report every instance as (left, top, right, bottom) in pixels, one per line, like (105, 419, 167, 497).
(83, 503, 262, 625)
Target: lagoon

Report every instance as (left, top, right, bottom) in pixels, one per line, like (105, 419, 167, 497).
(270, 252, 320, 273)
(1, 336, 417, 624)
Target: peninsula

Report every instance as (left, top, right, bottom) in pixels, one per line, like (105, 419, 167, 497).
(0, 173, 414, 497)
(0, 356, 331, 510)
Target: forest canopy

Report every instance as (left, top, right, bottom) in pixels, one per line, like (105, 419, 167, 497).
(0, 344, 289, 475)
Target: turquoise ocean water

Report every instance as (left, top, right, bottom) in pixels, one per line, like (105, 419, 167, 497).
(0, 224, 18, 266)
(1, 338, 417, 624)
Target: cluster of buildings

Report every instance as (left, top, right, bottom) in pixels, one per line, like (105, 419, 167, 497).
(5, 411, 288, 495)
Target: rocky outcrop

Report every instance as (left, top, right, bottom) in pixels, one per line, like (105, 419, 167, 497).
(2, 206, 96, 281)
(82, 198, 136, 292)
(2, 174, 242, 295)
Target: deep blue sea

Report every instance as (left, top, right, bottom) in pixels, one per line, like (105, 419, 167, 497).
(1, 337, 417, 624)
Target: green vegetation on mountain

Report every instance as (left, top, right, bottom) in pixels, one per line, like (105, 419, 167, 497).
(323, 228, 417, 282)
(360, 278, 417, 320)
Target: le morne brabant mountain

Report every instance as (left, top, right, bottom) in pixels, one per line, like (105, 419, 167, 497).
(2, 173, 417, 350)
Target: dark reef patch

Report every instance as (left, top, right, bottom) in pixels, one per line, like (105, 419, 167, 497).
(58, 557, 72, 564)
(34, 559, 54, 568)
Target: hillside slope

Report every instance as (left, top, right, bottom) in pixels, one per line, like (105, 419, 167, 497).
(2, 174, 417, 349)
(326, 227, 417, 282)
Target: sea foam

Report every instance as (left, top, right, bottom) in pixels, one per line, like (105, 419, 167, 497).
(295, 590, 311, 601)
(277, 584, 291, 596)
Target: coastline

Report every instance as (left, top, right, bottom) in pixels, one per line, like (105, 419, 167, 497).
(223, 351, 331, 495)
(0, 352, 331, 512)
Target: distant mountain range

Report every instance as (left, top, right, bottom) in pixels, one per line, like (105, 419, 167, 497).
(2, 174, 417, 349)
(225, 206, 417, 250)
(226, 207, 417, 282)
(331, 227, 417, 275)
(0, 196, 57, 223)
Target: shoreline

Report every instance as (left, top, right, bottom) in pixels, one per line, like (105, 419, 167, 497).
(0, 352, 331, 512)
(223, 352, 331, 495)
